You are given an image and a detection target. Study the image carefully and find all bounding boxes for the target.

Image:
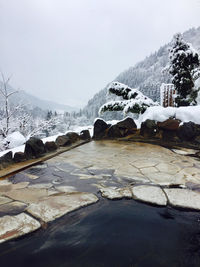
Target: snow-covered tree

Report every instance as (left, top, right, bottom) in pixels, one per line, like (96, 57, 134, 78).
(0, 74, 19, 138)
(99, 82, 158, 115)
(169, 33, 200, 106)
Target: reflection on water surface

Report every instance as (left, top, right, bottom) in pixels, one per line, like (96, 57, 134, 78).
(1, 199, 200, 267)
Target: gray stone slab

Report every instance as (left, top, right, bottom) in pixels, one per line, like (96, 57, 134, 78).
(100, 187, 132, 199)
(0, 201, 27, 216)
(4, 188, 57, 204)
(164, 188, 200, 210)
(0, 196, 12, 206)
(132, 185, 167, 206)
(0, 213, 40, 243)
(27, 192, 98, 222)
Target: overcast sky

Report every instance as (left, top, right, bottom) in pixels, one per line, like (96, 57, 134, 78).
(0, 0, 200, 107)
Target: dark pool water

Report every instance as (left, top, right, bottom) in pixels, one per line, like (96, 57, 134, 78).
(1, 199, 200, 267)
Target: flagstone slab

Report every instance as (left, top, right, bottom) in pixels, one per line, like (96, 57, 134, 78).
(0, 201, 27, 216)
(26, 192, 98, 222)
(55, 185, 78, 193)
(132, 185, 167, 206)
(156, 163, 181, 174)
(100, 187, 132, 199)
(23, 173, 39, 180)
(28, 183, 53, 189)
(179, 167, 200, 177)
(146, 172, 183, 186)
(172, 148, 198, 155)
(0, 182, 29, 194)
(4, 188, 57, 204)
(140, 167, 159, 175)
(0, 213, 40, 243)
(0, 180, 12, 185)
(132, 159, 159, 169)
(0, 196, 12, 206)
(164, 188, 200, 210)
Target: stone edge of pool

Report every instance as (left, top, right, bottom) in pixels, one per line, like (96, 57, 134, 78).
(0, 138, 200, 245)
(0, 140, 90, 179)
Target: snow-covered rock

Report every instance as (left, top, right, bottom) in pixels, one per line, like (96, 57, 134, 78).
(4, 132, 26, 149)
(139, 106, 200, 125)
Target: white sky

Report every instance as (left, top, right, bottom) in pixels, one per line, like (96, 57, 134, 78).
(0, 0, 200, 107)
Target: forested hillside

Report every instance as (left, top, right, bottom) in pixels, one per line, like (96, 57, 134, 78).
(83, 27, 200, 121)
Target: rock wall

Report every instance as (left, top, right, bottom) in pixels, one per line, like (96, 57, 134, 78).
(93, 118, 200, 150)
(0, 130, 91, 171)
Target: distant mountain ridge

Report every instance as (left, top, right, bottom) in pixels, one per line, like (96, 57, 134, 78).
(0, 81, 78, 113)
(84, 27, 200, 120)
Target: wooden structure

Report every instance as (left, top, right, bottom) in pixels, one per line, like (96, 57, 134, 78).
(160, 83, 176, 107)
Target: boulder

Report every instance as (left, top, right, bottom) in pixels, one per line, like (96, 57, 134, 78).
(157, 119, 181, 142)
(66, 132, 80, 143)
(55, 135, 71, 147)
(162, 130, 177, 142)
(140, 119, 157, 137)
(0, 151, 13, 169)
(107, 117, 137, 138)
(93, 119, 109, 139)
(14, 152, 26, 163)
(80, 130, 91, 140)
(195, 136, 200, 144)
(107, 124, 123, 138)
(116, 117, 137, 130)
(44, 141, 57, 152)
(0, 151, 13, 163)
(24, 138, 46, 159)
(157, 119, 180, 131)
(177, 121, 200, 141)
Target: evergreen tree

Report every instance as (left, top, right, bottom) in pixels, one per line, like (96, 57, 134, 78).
(169, 33, 200, 106)
(99, 82, 158, 115)
(46, 110, 53, 120)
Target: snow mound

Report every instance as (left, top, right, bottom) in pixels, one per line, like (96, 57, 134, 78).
(139, 106, 200, 125)
(4, 132, 26, 149)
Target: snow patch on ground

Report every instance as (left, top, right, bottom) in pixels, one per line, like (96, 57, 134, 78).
(4, 132, 26, 149)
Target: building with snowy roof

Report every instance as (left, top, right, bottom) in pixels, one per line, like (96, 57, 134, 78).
(160, 83, 176, 107)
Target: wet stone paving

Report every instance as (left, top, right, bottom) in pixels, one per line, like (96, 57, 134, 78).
(1, 140, 200, 242)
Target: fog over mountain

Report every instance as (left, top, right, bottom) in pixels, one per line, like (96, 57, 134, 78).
(0, 81, 78, 113)
(1, 0, 200, 107)
(83, 27, 200, 121)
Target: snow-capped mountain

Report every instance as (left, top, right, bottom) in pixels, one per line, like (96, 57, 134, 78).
(83, 27, 200, 121)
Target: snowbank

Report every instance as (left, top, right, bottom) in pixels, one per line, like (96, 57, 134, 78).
(4, 132, 26, 149)
(139, 106, 200, 125)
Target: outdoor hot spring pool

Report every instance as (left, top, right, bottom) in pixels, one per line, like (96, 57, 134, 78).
(0, 199, 200, 267)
